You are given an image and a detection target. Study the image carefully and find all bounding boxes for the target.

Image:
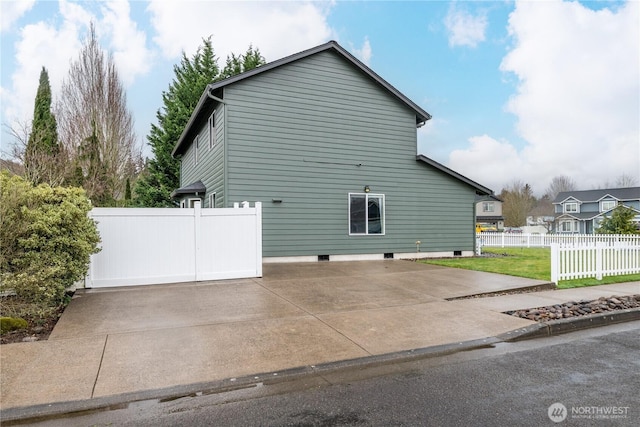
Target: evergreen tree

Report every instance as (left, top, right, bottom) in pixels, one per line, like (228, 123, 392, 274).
(220, 45, 265, 79)
(24, 67, 61, 185)
(134, 38, 266, 207)
(596, 205, 639, 234)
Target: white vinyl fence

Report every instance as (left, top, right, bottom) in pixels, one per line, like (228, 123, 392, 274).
(477, 233, 640, 283)
(550, 243, 640, 283)
(477, 233, 640, 248)
(86, 201, 262, 288)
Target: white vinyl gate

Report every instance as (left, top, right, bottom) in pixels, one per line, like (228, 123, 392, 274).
(86, 201, 262, 288)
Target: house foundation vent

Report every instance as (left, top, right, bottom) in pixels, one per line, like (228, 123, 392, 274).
(384, 253, 394, 259)
(318, 255, 330, 262)
(453, 250, 462, 256)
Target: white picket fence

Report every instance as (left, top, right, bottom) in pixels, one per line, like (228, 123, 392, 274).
(550, 243, 640, 283)
(477, 233, 640, 283)
(477, 233, 640, 248)
(86, 201, 262, 288)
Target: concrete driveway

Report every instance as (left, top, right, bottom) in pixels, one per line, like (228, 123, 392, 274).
(2, 260, 558, 409)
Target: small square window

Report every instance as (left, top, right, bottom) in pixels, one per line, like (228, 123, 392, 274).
(601, 200, 616, 211)
(564, 202, 578, 213)
(482, 202, 494, 212)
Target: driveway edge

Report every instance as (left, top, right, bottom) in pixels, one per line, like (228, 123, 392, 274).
(2, 310, 639, 424)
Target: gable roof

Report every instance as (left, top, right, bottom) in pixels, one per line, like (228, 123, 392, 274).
(553, 187, 640, 204)
(417, 155, 492, 196)
(172, 40, 432, 157)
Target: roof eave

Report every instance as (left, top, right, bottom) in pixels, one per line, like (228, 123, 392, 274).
(416, 154, 492, 196)
(172, 87, 214, 157)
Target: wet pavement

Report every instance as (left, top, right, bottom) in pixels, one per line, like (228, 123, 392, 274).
(1, 260, 638, 416)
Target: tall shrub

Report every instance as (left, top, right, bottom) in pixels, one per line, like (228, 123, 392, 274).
(0, 172, 101, 305)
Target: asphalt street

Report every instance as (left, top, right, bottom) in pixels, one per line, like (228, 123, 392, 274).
(16, 321, 640, 427)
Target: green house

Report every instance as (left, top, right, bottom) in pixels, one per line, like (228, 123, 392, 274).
(172, 41, 492, 261)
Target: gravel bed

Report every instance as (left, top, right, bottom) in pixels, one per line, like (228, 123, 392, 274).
(504, 295, 640, 322)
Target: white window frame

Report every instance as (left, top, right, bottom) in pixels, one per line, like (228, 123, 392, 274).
(348, 193, 385, 236)
(180, 198, 201, 208)
(194, 134, 199, 166)
(208, 192, 216, 208)
(482, 202, 495, 213)
(208, 112, 216, 149)
(564, 202, 578, 213)
(601, 200, 616, 212)
(559, 220, 577, 233)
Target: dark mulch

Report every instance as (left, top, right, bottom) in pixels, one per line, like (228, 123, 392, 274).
(0, 298, 67, 345)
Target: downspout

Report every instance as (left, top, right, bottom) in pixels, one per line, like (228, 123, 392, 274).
(207, 87, 229, 207)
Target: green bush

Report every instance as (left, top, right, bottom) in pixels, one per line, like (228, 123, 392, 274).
(0, 171, 100, 305)
(0, 316, 29, 334)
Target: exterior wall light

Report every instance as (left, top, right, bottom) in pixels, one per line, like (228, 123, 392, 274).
(364, 186, 370, 193)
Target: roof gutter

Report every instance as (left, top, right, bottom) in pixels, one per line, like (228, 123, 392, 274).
(207, 87, 225, 105)
(172, 85, 226, 157)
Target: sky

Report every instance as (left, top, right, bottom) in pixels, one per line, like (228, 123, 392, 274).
(1, 0, 638, 196)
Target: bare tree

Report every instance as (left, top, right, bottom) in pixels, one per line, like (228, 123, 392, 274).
(500, 180, 536, 227)
(614, 173, 638, 188)
(545, 175, 576, 201)
(5, 121, 67, 186)
(57, 22, 142, 205)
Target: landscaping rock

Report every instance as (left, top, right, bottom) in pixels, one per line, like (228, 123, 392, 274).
(504, 295, 640, 322)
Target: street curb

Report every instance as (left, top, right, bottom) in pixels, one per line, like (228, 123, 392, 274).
(497, 307, 640, 342)
(2, 311, 639, 424)
(0, 337, 499, 424)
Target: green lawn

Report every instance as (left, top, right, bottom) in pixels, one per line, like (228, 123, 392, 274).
(420, 247, 640, 289)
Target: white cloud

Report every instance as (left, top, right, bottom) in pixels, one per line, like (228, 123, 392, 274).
(2, 0, 153, 135)
(0, 0, 35, 32)
(4, 13, 87, 129)
(449, 135, 527, 193)
(351, 36, 372, 66)
(100, 0, 153, 86)
(444, 3, 487, 48)
(448, 0, 639, 195)
(147, 0, 335, 62)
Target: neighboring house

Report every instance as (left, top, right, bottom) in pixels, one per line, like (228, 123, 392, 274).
(553, 187, 640, 234)
(171, 40, 492, 261)
(475, 195, 504, 232)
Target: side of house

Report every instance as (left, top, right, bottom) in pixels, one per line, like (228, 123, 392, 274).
(553, 187, 640, 233)
(172, 41, 492, 260)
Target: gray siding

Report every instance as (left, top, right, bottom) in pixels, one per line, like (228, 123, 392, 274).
(222, 50, 476, 257)
(181, 105, 225, 207)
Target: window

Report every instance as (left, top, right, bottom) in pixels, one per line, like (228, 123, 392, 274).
(482, 202, 495, 213)
(208, 113, 216, 148)
(208, 192, 216, 208)
(194, 134, 199, 166)
(349, 193, 384, 235)
(181, 198, 201, 208)
(564, 202, 578, 213)
(601, 200, 616, 211)
(559, 220, 577, 232)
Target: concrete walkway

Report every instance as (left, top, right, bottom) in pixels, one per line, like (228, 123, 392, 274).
(1, 261, 638, 414)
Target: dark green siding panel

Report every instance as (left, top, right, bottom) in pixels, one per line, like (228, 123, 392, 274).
(180, 105, 225, 207)
(214, 49, 477, 257)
